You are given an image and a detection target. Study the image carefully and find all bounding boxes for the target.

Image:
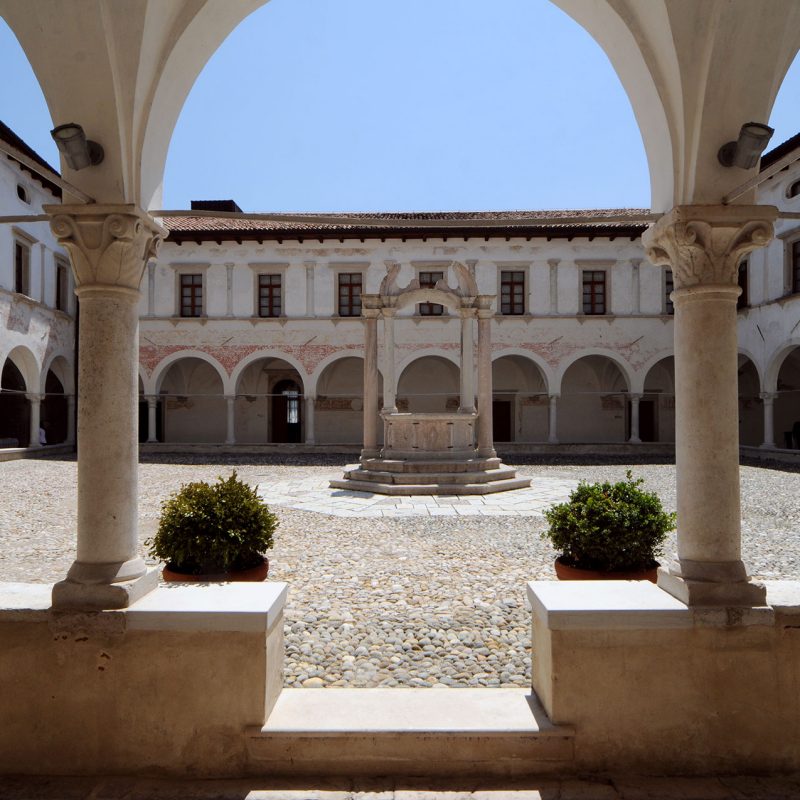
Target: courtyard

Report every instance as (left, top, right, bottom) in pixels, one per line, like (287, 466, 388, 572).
(3, 454, 799, 690)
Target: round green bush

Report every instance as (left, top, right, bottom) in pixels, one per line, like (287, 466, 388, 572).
(542, 471, 675, 572)
(146, 471, 278, 575)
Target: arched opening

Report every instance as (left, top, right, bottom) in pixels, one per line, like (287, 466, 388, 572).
(158, 357, 226, 443)
(775, 348, 800, 449)
(738, 355, 762, 448)
(397, 356, 460, 414)
(559, 355, 629, 442)
(235, 357, 305, 444)
(315, 356, 383, 445)
(643, 356, 675, 443)
(491, 355, 548, 442)
(42, 368, 68, 445)
(0, 357, 30, 447)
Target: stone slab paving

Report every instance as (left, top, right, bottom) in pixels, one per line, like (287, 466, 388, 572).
(4, 775, 800, 799)
(2, 455, 800, 690)
(257, 472, 579, 517)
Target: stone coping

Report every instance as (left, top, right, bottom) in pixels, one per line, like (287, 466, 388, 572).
(0, 580, 288, 632)
(528, 580, 800, 630)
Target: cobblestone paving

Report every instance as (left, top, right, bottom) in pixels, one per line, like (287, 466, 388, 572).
(2, 454, 799, 689)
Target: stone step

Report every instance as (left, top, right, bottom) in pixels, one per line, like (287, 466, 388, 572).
(246, 688, 574, 778)
(342, 466, 519, 485)
(329, 476, 532, 495)
(360, 457, 503, 474)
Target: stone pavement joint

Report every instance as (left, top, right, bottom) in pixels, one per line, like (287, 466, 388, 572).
(258, 474, 578, 518)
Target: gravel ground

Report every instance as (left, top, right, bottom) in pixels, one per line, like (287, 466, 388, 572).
(2, 454, 799, 689)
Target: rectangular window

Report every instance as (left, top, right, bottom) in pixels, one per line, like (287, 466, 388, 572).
(55, 260, 69, 312)
(793, 241, 800, 295)
(179, 273, 203, 317)
(418, 271, 444, 316)
(500, 270, 525, 315)
(14, 240, 30, 296)
(665, 271, 674, 315)
(258, 273, 281, 317)
(582, 270, 606, 315)
(737, 259, 748, 310)
(338, 272, 362, 317)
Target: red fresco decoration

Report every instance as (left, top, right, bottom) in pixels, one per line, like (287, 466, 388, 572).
(140, 343, 364, 378)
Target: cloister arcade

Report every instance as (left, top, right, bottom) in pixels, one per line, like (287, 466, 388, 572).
(2, 0, 800, 782)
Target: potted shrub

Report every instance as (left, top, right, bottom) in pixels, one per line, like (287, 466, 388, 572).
(146, 471, 278, 582)
(542, 471, 675, 582)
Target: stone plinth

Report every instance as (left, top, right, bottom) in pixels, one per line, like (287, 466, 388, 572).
(382, 411, 477, 460)
(0, 581, 286, 777)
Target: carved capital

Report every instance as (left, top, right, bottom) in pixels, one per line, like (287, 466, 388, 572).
(44, 204, 165, 293)
(643, 205, 776, 290)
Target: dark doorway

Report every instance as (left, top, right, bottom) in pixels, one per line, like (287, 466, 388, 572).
(272, 379, 302, 443)
(42, 370, 68, 444)
(639, 399, 657, 442)
(0, 360, 30, 447)
(138, 397, 164, 443)
(492, 399, 513, 442)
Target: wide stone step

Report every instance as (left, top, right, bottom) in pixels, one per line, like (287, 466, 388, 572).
(246, 688, 574, 778)
(342, 466, 519, 485)
(328, 476, 532, 495)
(360, 457, 503, 474)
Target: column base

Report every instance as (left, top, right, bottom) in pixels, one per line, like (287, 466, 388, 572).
(52, 560, 159, 610)
(657, 561, 767, 607)
(628, 436, 641, 444)
(759, 442, 776, 450)
(477, 446, 497, 458)
(360, 448, 381, 460)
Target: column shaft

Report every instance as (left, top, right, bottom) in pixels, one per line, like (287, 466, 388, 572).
(382, 310, 397, 412)
(476, 307, 495, 457)
(28, 394, 42, 447)
(362, 311, 380, 457)
(760, 392, 776, 448)
(629, 394, 642, 443)
(225, 395, 236, 444)
(459, 309, 475, 412)
(66, 395, 76, 445)
(305, 395, 316, 444)
(548, 394, 559, 444)
(146, 397, 158, 443)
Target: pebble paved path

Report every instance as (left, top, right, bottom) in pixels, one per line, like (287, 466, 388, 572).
(2, 454, 799, 689)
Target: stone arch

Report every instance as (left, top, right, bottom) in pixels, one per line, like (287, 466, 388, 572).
(41, 355, 72, 444)
(769, 345, 800, 449)
(397, 354, 460, 414)
(555, 349, 633, 396)
(41, 353, 75, 396)
(158, 356, 226, 443)
(738, 352, 763, 447)
(152, 350, 228, 396)
(765, 339, 800, 394)
(558, 354, 630, 443)
(230, 350, 309, 398)
(0, 349, 34, 447)
(314, 355, 383, 446)
(233, 355, 307, 444)
(491, 352, 550, 443)
(3, 345, 41, 395)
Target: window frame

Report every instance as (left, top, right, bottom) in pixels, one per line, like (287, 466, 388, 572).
(12, 233, 33, 298)
(664, 269, 675, 315)
(257, 272, 283, 318)
(55, 256, 70, 312)
(417, 270, 445, 316)
(791, 239, 800, 296)
(337, 271, 364, 318)
(499, 269, 526, 315)
(581, 269, 607, 316)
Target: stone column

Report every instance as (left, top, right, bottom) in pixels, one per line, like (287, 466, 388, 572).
(631, 259, 641, 314)
(548, 259, 559, 315)
(46, 204, 164, 610)
(305, 395, 316, 445)
(644, 204, 776, 606)
(476, 298, 496, 458)
(459, 306, 476, 412)
(548, 394, 559, 444)
(66, 394, 76, 445)
(382, 308, 397, 412)
(146, 396, 158, 443)
(362, 299, 381, 458)
(759, 392, 777, 448)
(147, 262, 155, 316)
(225, 262, 234, 316)
(628, 393, 642, 443)
(28, 393, 42, 447)
(225, 395, 236, 445)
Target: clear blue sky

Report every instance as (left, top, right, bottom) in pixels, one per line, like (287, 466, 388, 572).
(1, 0, 798, 212)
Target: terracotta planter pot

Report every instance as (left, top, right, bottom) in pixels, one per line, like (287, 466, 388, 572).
(162, 556, 269, 583)
(554, 556, 658, 583)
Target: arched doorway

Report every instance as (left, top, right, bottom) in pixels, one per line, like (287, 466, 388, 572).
(491, 355, 548, 442)
(397, 355, 460, 414)
(0, 357, 30, 447)
(558, 355, 629, 442)
(42, 367, 68, 444)
(738, 355, 762, 447)
(643, 356, 675, 443)
(775, 347, 800, 448)
(158, 357, 226, 443)
(234, 357, 305, 444)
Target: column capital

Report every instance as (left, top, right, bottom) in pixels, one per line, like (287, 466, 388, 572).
(759, 391, 778, 402)
(145, 395, 158, 407)
(45, 204, 165, 293)
(381, 306, 397, 318)
(643, 205, 777, 290)
(224, 394, 236, 403)
(629, 392, 643, 401)
(458, 305, 477, 318)
(548, 393, 560, 401)
(26, 392, 44, 403)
